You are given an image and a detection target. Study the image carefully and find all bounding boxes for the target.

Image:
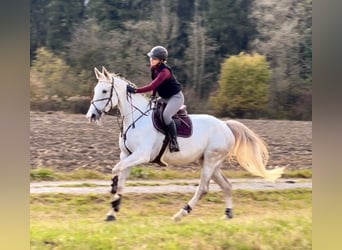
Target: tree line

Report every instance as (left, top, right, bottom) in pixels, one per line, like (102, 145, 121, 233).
(30, 0, 312, 120)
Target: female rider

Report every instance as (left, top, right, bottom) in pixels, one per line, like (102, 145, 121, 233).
(126, 46, 184, 152)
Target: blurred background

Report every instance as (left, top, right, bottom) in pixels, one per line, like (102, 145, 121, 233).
(30, 0, 311, 120)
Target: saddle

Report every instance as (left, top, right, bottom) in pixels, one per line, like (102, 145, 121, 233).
(152, 100, 193, 138)
(151, 99, 193, 166)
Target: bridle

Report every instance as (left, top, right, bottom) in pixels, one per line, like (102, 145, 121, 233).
(90, 76, 153, 154)
(90, 78, 117, 116)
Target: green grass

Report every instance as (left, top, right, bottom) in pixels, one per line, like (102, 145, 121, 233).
(30, 167, 312, 182)
(282, 168, 312, 178)
(30, 168, 108, 181)
(30, 189, 312, 250)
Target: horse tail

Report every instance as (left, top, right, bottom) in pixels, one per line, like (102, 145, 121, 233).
(226, 120, 285, 182)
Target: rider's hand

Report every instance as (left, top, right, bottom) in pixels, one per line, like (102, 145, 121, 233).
(149, 95, 157, 107)
(126, 85, 137, 94)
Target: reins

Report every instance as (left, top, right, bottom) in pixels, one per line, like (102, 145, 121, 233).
(124, 89, 153, 137)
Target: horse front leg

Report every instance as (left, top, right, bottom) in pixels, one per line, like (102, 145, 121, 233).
(105, 151, 150, 221)
(105, 167, 131, 221)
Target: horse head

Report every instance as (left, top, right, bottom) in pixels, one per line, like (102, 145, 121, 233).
(86, 66, 150, 123)
(86, 66, 121, 122)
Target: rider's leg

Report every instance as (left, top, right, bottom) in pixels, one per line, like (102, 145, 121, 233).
(163, 91, 184, 152)
(166, 120, 179, 152)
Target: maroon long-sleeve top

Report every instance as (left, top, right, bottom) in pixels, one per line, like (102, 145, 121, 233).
(135, 67, 171, 96)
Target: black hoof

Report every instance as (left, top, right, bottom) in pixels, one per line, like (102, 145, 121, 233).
(226, 208, 233, 219)
(105, 215, 116, 221)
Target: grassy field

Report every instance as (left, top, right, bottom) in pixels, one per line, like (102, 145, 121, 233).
(30, 189, 312, 250)
(30, 167, 312, 182)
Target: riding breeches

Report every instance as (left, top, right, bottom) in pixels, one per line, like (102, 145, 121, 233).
(161, 91, 184, 125)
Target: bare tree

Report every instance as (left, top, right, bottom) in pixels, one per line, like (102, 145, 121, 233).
(249, 0, 312, 119)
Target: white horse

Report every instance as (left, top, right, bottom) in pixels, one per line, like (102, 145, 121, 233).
(86, 66, 285, 221)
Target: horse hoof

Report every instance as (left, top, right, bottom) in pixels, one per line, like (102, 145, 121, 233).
(172, 215, 181, 222)
(105, 215, 116, 221)
(226, 208, 233, 219)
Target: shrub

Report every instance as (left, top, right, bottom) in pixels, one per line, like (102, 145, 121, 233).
(65, 96, 91, 114)
(30, 96, 91, 114)
(211, 52, 271, 118)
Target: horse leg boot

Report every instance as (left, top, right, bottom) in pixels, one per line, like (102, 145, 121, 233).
(105, 167, 132, 221)
(166, 120, 179, 152)
(110, 176, 122, 212)
(105, 175, 120, 221)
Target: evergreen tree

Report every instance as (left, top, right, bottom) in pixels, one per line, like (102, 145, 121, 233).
(205, 0, 256, 57)
(30, 0, 85, 62)
(45, 0, 85, 53)
(30, 0, 49, 62)
(85, 0, 152, 31)
(250, 0, 312, 120)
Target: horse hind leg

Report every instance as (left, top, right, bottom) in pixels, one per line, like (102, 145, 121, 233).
(211, 169, 233, 219)
(172, 154, 223, 221)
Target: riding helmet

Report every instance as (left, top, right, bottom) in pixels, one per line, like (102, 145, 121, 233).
(147, 46, 168, 61)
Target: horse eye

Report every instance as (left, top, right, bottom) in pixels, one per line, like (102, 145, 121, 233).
(102, 90, 107, 94)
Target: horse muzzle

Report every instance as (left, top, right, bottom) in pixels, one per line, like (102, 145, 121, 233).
(86, 111, 102, 123)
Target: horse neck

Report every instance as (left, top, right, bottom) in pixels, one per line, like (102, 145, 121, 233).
(113, 77, 150, 127)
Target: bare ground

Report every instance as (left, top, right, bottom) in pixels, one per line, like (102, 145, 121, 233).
(30, 111, 312, 174)
(30, 178, 312, 194)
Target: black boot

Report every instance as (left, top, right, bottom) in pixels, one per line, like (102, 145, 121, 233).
(166, 120, 180, 152)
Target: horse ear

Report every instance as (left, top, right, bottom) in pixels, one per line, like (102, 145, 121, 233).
(94, 67, 102, 79)
(102, 66, 110, 79)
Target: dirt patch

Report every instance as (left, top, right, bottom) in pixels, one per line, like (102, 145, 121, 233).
(30, 179, 312, 194)
(30, 111, 312, 173)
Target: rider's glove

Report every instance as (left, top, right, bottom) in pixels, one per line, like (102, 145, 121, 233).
(149, 95, 157, 108)
(126, 85, 137, 94)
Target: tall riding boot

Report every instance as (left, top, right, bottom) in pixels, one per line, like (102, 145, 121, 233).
(166, 120, 180, 152)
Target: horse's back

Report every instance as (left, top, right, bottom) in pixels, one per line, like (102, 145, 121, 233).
(189, 114, 234, 144)
(162, 114, 235, 165)
(189, 114, 230, 133)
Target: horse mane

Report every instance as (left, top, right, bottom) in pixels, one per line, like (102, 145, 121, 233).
(109, 72, 150, 104)
(110, 72, 137, 88)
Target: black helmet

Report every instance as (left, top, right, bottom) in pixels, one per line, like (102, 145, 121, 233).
(147, 46, 168, 61)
